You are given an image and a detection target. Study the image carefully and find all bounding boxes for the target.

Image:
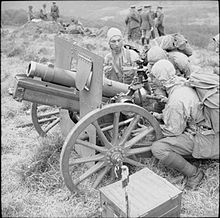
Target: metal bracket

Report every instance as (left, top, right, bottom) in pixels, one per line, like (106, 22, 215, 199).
(75, 54, 93, 91)
(13, 87, 25, 102)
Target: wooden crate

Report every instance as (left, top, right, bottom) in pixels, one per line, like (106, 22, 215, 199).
(99, 167, 182, 217)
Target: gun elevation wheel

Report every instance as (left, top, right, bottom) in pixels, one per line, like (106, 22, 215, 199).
(31, 102, 60, 137)
(60, 103, 163, 193)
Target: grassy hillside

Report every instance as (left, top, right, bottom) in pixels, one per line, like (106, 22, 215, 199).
(1, 1, 219, 47)
(1, 4, 219, 217)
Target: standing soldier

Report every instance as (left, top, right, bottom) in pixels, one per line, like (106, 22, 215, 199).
(125, 5, 141, 43)
(140, 5, 154, 46)
(137, 6, 142, 24)
(27, 5, 34, 22)
(50, 1, 59, 22)
(155, 6, 165, 36)
(137, 6, 142, 17)
(149, 6, 156, 39)
(42, 4, 48, 20)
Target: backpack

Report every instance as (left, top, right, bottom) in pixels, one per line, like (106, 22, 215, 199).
(151, 33, 193, 57)
(172, 33, 193, 57)
(167, 51, 191, 78)
(188, 70, 219, 133)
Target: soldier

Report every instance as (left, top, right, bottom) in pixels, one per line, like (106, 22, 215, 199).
(68, 18, 85, 35)
(137, 5, 142, 25)
(27, 5, 34, 22)
(212, 34, 219, 75)
(42, 4, 48, 20)
(125, 5, 141, 43)
(140, 5, 154, 46)
(213, 33, 219, 54)
(39, 9, 45, 20)
(104, 27, 139, 85)
(50, 1, 59, 22)
(144, 59, 218, 189)
(149, 6, 156, 39)
(39, 7, 47, 21)
(155, 6, 165, 36)
(137, 6, 142, 16)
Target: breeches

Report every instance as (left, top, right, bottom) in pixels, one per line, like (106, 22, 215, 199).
(128, 28, 141, 41)
(141, 29, 151, 39)
(157, 26, 165, 36)
(151, 132, 219, 160)
(151, 134, 193, 160)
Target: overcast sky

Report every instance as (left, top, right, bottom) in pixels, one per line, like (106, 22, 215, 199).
(2, 1, 131, 18)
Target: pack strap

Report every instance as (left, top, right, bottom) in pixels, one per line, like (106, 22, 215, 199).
(201, 87, 218, 104)
(112, 56, 123, 82)
(125, 48, 132, 65)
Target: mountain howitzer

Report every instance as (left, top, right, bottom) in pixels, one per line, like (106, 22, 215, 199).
(12, 36, 164, 194)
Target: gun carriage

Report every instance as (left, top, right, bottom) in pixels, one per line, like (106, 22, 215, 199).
(13, 36, 163, 193)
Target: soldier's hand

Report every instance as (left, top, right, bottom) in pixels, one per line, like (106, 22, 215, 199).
(103, 65, 112, 73)
(131, 123, 149, 136)
(158, 95, 168, 103)
(152, 112, 163, 120)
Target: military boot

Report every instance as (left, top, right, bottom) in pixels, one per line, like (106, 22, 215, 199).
(146, 38, 150, 45)
(141, 37, 145, 46)
(161, 152, 205, 190)
(185, 168, 205, 190)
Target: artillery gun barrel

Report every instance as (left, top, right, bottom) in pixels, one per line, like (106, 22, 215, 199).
(27, 61, 77, 88)
(27, 61, 129, 98)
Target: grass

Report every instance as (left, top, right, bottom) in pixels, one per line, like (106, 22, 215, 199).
(1, 22, 219, 217)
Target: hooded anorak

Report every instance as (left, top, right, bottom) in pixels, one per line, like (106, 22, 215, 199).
(151, 60, 218, 159)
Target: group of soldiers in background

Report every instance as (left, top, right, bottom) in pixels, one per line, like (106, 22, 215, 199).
(125, 5, 165, 46)
(27, 2, 87, 35)
(28, 1, 59, 22)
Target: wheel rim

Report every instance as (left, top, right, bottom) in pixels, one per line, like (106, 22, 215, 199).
(60, 103, 163, 193)
(31, 102, 60, 137)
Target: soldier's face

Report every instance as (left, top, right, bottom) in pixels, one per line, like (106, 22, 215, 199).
(109, 36, 123, 52)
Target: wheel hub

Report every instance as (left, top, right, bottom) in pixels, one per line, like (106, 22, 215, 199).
(106, 146, 125, 164)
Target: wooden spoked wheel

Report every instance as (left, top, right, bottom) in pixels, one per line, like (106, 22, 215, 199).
(60, 103, 163, 193)
(31, 102, 60, 137)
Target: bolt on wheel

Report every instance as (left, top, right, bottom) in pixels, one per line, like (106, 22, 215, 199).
(60, 103, 163, 193)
